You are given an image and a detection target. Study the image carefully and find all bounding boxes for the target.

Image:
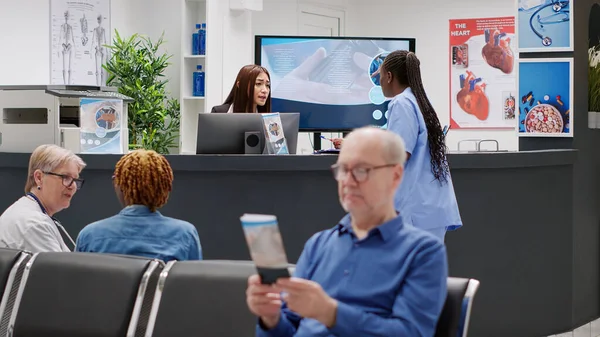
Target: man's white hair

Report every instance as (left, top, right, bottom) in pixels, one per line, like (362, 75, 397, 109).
(348, 126, 407, 166)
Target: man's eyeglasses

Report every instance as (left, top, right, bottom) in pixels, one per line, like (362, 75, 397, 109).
(44, 172, 84, 190)
(330, 164, 397, 183)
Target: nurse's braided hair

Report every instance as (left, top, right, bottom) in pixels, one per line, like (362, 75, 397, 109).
(382, 50, 449, 182)
(113, 149, 173, 212)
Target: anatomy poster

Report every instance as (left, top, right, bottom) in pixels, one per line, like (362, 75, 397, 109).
(79, 98, 124, 154)
(517, 58, 573, 137)
(517, 0, 573, 52)
(50, 0, 111, 86)
(449, 17, 516, 129)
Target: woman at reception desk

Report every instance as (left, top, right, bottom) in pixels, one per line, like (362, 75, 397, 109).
(211, 64, 272, 113)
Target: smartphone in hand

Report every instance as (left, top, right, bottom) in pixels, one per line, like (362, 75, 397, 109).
(240, 214, 291, 284)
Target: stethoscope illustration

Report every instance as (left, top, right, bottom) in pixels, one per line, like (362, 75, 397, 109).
(528, 0, 570, 46)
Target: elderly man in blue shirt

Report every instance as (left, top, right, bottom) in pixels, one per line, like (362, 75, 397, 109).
(246, 126, 448, 337)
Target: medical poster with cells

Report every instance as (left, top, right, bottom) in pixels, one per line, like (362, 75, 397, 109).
(79, 98, 125, 154)
(517, 0, 573, 53)
(50, 0, 111, 86)
(449, 17, 516, 129)
(517, 58, 573, 137)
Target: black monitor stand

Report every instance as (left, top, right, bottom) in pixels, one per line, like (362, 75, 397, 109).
(313, 132, 322, 151)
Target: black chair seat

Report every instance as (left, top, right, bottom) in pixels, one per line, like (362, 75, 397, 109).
(10, 252, 162, 337)
(147, 260, 258, 337)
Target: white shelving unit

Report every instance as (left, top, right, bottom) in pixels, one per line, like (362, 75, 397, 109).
(179, 0, 207, 154)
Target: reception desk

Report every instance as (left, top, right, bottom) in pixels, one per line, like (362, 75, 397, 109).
(0, 150, 579, 337)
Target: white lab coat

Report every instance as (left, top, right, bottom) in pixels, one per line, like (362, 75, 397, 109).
(0, 197, 70, 253)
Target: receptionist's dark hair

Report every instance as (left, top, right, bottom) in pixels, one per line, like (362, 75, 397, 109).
(223, 64, 272, 113)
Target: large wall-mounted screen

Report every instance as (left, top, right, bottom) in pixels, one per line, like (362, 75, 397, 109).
(255, 36, 416, 131)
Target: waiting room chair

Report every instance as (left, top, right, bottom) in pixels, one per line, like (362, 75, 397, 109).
(0, 248, 31, 337)
(145, 260, 258, 337)
(7, 252, 163, 337)
(435, 277, 480, 337)
(456, 278, 480, 337)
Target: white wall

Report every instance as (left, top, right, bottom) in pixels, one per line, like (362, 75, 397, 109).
(0, 0, 51, 84)
(0, 0, 130, 85)
(0, 0, 518, 151)
(202, 0, 255, 111)
(252, 0, 518, 151)
(0, 0, 181, 99)
(345, 0, 517, 151)
(220, 8, 254, 103)
(253, 0, 299, 36)
(252, 0, 349, 38)
(119, 0, 183, 99)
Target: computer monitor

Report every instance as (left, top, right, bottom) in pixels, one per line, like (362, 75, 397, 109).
(196, 113, 300, 154)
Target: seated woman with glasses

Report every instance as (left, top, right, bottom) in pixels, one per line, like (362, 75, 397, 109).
(75, 149, 202, 262)
(0, 144, 86, 252)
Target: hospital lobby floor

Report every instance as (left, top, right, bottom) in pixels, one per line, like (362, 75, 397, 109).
(547, 318, 600, 337)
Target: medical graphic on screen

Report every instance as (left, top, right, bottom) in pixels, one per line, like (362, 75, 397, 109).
(255, 36, 415, 131)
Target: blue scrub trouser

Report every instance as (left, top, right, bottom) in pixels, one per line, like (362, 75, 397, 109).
(424, 227, 446, 242)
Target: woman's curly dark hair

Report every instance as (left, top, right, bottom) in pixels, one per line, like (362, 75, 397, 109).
(113, 149, 173, 212)
(382, 50, 449, 182)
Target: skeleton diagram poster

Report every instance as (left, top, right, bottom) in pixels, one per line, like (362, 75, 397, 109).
(50, 0, 111, 86)
(449, 17, 516, 129)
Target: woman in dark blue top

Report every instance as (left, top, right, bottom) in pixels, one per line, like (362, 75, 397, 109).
(75, 149, 202, 262)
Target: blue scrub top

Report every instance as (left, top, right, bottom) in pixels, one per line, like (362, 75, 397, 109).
(387, 88, 462, 231)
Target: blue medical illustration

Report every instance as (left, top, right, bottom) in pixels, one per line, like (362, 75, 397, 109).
(518, 0, 570, 50)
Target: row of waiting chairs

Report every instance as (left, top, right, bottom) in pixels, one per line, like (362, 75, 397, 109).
(0, 249, 262, 337)
(0, 248, 479, 336)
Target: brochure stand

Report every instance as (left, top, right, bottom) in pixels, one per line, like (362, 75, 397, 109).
(261, 113, 289, 155)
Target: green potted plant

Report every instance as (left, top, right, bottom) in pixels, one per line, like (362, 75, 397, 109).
(104, 30, 180, 154)
(588, 43, 600, 128)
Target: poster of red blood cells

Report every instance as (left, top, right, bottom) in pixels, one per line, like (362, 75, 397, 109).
(449, 17, 516, 129)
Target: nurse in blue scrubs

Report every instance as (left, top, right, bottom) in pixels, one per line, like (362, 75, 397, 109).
(378, 50, 462, 241)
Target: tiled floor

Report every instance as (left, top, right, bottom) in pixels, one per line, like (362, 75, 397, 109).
(546, 317, 600, 337)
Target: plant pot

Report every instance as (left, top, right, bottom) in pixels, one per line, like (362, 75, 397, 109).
(589, 111, 600, 129)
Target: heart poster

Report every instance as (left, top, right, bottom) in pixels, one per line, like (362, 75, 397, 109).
(449, 17, 517, 129)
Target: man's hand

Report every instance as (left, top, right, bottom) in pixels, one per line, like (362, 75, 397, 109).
(246, 274, 282, 329)
(277, 277, 338, 328)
